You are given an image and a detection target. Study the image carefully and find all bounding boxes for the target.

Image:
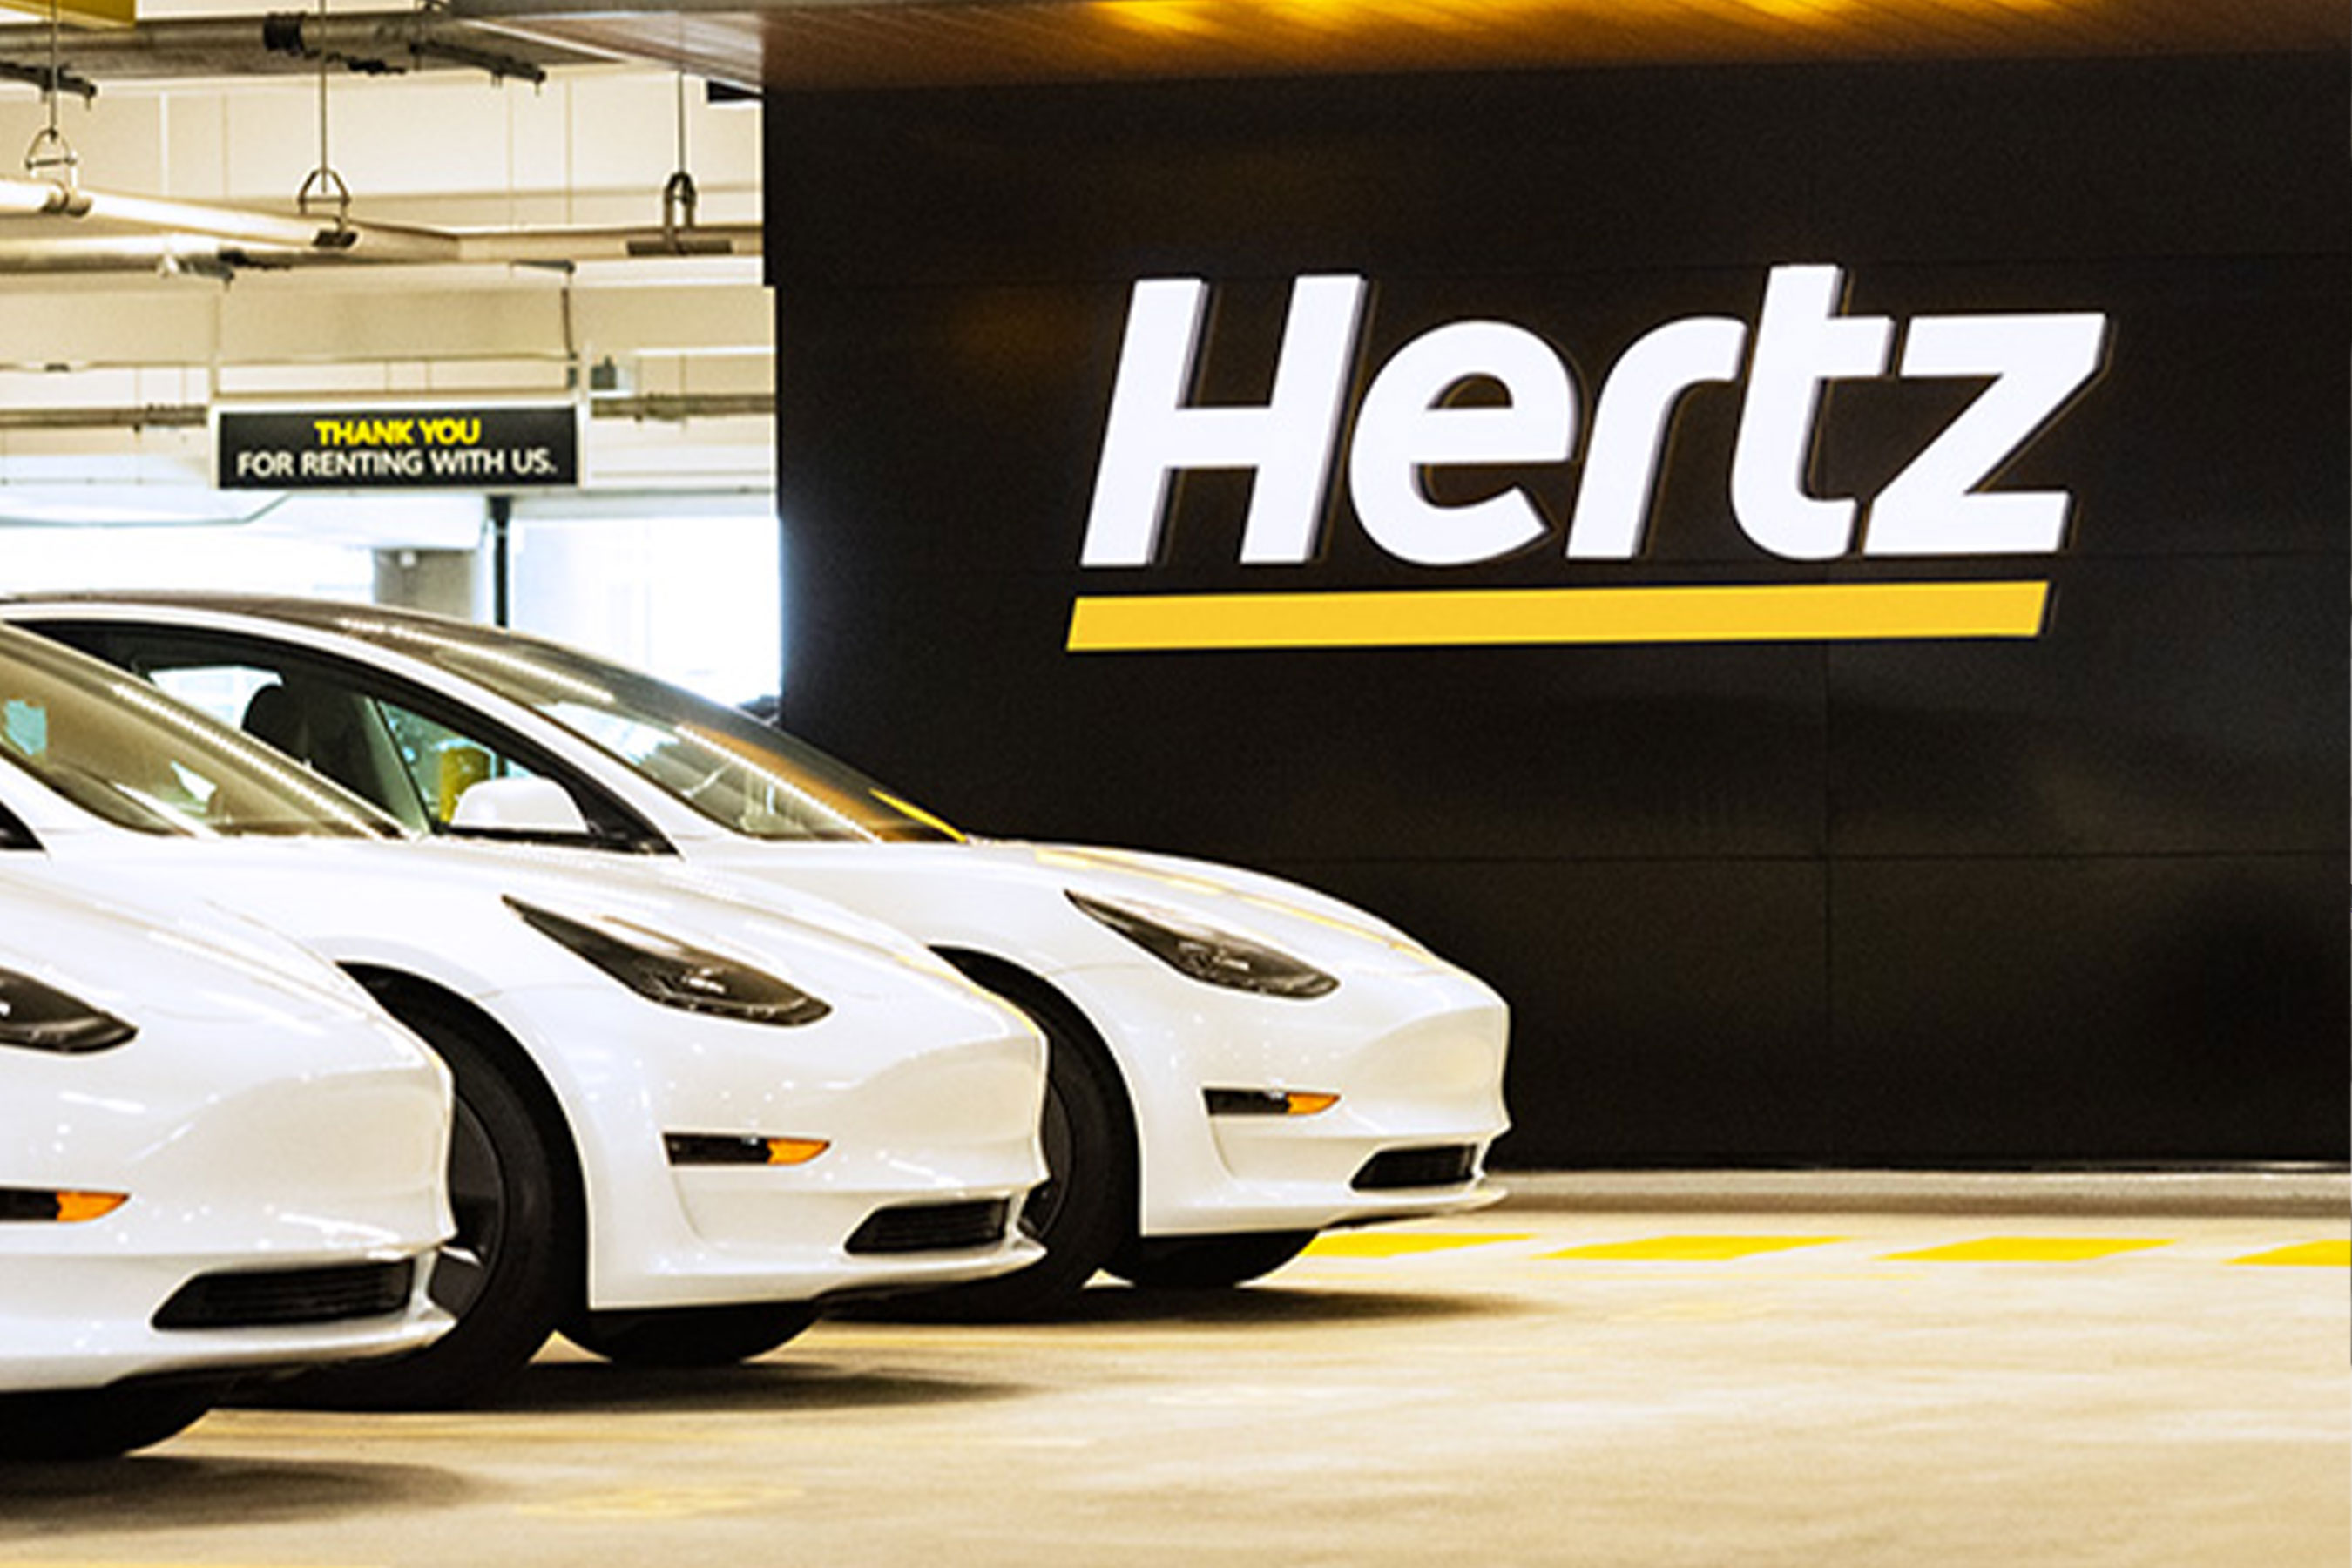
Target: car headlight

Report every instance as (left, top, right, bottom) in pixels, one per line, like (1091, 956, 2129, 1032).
(1066, 891, 1338, 999)
(0, 968, 136, 1053)
(504, 898, 832, 1027)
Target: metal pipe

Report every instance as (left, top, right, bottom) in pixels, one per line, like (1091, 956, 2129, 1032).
(0, 405, 208, 430)
(589, 393, 774, 422)
(0, 176, 464, 260)
(0, 11, 578, 81)
(0, 394, 777, 431)
(457, 223, 760, 263)
(0, 179, 88, 218)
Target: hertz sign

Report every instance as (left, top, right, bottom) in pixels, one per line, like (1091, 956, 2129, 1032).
(1071, 264, 2108, 652)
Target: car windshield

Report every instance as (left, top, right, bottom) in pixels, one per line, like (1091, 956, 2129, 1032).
(0, 626, 400, 840)
(296, 610, 960, 844)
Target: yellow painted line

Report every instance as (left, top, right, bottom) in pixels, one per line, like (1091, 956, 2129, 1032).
(1539, 1235, 1845, 1262)
(1066, 581, 2050, 652)
(2229, 1240, 2351, 1267)
(1883, 1237, 2173, 1263)
(1303, 1232, 1534, 1258)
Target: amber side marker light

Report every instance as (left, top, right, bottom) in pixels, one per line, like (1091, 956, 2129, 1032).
(1205, 1089, 1341, 1118)
(0, 1187, 130, 1222)
(664, 1133, 831, 1167)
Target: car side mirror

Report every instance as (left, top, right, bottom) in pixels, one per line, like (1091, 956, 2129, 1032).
(449, 775, 591, 837)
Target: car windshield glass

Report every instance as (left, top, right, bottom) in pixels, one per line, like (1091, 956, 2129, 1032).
(0, 627, 401, 840)
(306, 612, 960, 844)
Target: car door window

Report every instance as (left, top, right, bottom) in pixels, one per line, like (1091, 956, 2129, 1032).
(134, 655, 539, 830)
(37, 622, 670, 852)
(370, 695, 540, 828)
(143, 657, 430, 831)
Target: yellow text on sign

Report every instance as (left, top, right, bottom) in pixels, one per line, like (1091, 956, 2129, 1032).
(1066, 581, 2051, 652)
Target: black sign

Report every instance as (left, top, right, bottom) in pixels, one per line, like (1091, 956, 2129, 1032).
(767, 57, 2349, 1166)
(216, 405, 578, 490)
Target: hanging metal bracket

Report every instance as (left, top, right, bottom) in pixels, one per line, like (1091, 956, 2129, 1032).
(0, 62, 96, 103)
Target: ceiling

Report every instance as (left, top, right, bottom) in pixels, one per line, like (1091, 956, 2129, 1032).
(3, 0, 2342, 96)
(452, 0, 2346, 92)
(0, 0, 2334, 463)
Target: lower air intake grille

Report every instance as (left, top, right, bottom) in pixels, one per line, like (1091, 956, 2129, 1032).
(844, 1199, 1010, 1256)
(152, 1260, 416, 1330)
(1351, 1145, 1478, 1192)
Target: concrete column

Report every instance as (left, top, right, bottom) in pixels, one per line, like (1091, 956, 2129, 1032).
(372, 547, 490, 621)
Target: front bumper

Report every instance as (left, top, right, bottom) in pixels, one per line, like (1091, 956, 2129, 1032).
(1056, 955, 1511, 1239)
(1, 1037, 453, 1394)
(503, 985, 1051, 1311)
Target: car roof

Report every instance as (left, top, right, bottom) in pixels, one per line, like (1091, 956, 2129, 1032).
(0, 591, 567, 660)
(5, 591, 456, 636)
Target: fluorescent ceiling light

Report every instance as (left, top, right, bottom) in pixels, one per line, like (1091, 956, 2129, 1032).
(0, 485, 285, 526)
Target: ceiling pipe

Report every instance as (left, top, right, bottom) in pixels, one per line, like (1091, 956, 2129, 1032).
(0, 11, 581, 83)
(0, 175, 464, 260)
(0, 393, 776, 431)
(0, 405, 209, 431)
(0, 215, 760, 272)
(458, 223, 760, 263)
(261, 10, 549, 84)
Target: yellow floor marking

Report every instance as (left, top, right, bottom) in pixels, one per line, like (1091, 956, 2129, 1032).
(2229, 1240, 2352, 1267)
(1884, 1237, 2173, 1263)
(1539, 1235, 1844, 1262)
(1303, 1232, 1533, 1258)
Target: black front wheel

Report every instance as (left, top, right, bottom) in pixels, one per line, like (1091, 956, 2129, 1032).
(278, 991, 575, 1409)
(0, 1384, 220, 1462)
(1106, 1230, 1317, 1290)
(562, 1303, 817, 1368)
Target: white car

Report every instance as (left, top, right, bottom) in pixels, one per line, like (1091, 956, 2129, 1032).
(4, 595, 1512, 1314)
(0, 622, 1048, 1402)
(0, 867, 452, 1459)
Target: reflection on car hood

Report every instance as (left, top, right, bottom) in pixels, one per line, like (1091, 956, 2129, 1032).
(702, 835, 1454, 978)
(51, 835, 998, 1010)
(0, 862, 389, 1025)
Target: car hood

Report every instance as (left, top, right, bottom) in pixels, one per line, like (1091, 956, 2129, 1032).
(0, 862, 391, 1025)
(698, 835, 1463, 982)
(42, 835, 999, 1010)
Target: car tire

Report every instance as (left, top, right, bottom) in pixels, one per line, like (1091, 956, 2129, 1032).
(1105, 1230, 1317, 1290)
(867, 970, 1134, 1321)
(0, 1383, 220, 1462)
(276, 989, 577, 1409)
(561, 1303, 818, 1368)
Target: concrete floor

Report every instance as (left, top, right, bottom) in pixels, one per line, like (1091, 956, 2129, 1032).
(4, 1186, 2346, 1568)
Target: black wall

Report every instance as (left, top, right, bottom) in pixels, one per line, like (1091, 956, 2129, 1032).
(766, 56, 2349, 1165)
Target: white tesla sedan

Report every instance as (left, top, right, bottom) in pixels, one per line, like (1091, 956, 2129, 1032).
(0, 868, 452, 1459)
(0, 622, 1048, 1401)
(3, 596, 1511, 1314)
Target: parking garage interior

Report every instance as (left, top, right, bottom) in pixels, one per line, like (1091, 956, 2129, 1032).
(0, 0, 2344, 1559)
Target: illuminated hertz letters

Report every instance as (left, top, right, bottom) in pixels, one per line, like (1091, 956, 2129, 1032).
(1081, 266, 2109, 570)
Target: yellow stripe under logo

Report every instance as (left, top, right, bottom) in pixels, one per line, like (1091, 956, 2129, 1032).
(1067, 580, 2051, 652)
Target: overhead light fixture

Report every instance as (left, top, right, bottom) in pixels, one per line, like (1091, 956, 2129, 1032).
(627, 69, 735, 258)
(0, 488, 287, 527)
